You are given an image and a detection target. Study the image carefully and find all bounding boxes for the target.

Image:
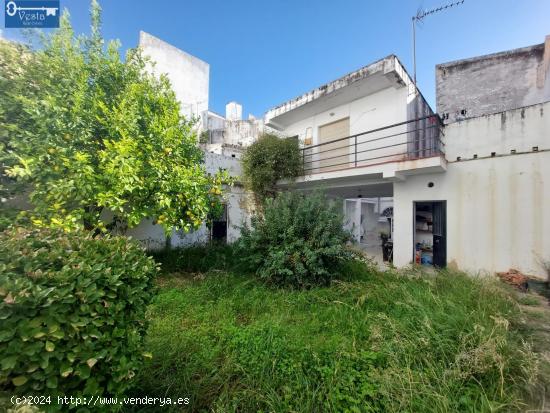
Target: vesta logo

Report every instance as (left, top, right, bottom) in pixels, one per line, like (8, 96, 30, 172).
(5, 0, 60, 28)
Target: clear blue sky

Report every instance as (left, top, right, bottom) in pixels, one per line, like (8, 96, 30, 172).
(2, 0, 549, 117)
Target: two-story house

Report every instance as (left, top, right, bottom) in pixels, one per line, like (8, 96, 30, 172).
(266, 37, 550, 276)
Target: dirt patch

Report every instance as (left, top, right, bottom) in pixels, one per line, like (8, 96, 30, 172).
(497, 268, 529, 291)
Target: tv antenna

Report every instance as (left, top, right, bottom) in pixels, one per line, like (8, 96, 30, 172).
(412, 0, 464, 86)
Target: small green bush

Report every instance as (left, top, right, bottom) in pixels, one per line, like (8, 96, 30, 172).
(241, 134, 303, 199)
(236, 191, 352, 288)
(0, 228, 158, 408)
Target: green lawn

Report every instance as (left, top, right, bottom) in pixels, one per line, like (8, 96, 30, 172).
(129, 264, 546, 412)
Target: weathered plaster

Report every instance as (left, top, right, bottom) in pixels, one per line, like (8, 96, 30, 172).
(437, 36, 550, 123)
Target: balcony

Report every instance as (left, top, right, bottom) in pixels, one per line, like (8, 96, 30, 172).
(297, 115, 446, 184)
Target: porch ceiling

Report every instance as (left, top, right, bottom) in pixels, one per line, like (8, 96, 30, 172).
(289, 177, 393, 199)
(326, 182, 393, 199)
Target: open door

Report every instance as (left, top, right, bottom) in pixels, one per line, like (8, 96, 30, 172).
(211, 204, 228, 243)
(413, 201, 446, 267)
(432, 201, 446, 268)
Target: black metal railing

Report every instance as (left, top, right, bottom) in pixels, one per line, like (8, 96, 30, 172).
(301, 115, 444, 174)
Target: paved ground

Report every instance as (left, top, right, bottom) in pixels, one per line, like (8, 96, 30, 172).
(357, 243, 391, 270)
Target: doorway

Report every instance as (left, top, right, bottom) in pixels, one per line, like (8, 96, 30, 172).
(413, 201, 446, 267)
(211, 204, 228, 243)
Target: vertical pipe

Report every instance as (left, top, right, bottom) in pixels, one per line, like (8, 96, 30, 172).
(411, 16, 419, 160)
(412, 16, 417, 85)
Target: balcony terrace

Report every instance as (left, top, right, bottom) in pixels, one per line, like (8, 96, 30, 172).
(287, 115, 446, 191)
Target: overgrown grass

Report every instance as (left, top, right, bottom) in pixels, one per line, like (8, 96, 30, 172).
(128, 260, 542, 412)
(150, 243, 237, 273)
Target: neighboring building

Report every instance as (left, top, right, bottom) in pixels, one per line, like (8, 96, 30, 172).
(268, 37, 550, 277)
(140, 31, 209, 121)
(201, 102, 266, 159)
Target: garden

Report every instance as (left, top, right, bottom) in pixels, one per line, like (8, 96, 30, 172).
(2, 192, 550, 412)
(1, 2, 550, 412)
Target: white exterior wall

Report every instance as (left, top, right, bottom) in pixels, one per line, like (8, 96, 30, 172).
(121, 152, 253, 249)
(139, 31, 209, 121)
(393, 102, 550, 276)
(226, 185, 255, 243)
(282, 86, 409, 158)
(225, 102, 243, 121)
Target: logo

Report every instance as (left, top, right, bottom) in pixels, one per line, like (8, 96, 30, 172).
(5, 0, 60, 28)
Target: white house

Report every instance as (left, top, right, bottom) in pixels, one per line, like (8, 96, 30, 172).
(267, 37, 550, 277)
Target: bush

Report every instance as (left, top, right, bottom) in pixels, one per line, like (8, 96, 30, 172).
(241, 134, 303, 199)
(0, 228, 158, 408)
(236, 191, 352, 288)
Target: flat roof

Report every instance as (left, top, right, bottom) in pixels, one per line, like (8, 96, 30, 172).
(264, 55, 421, 129)
(437, 42, 544, 69)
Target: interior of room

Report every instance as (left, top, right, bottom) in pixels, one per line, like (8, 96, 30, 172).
(414, 202, 434, 266)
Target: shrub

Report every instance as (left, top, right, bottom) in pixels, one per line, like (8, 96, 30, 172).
(236, 191, 352, 288)
(241, 134, 303, 200)
(0, 227, 158, 408)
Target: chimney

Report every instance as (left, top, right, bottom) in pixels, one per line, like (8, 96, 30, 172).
(225, 101, 242, 121)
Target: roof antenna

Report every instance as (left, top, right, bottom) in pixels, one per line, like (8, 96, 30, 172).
(412, 0, 465, 86)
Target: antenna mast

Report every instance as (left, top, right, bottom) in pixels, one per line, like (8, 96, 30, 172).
(412, 0, 464, 85)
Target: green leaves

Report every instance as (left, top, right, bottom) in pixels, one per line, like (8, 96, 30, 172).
(12, 376, 28, 386)
(242, 134, 303, 201)
(236, 191, 352, 288)
(0, 227, 157, 404)
(1, 355, 17, 370)
(0, 4, 227, 234)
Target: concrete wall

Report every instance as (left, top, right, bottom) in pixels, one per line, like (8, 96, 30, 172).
(282, 85, 407, 146)
(281, 85, 410, 172)
(393, 102, 550, 277)
(437, 36, 550, 124)
(139, 31, 209, 120)
(203, 108, 265, 150)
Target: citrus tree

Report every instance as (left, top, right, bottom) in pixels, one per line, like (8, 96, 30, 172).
(0, 1, 228, 233)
